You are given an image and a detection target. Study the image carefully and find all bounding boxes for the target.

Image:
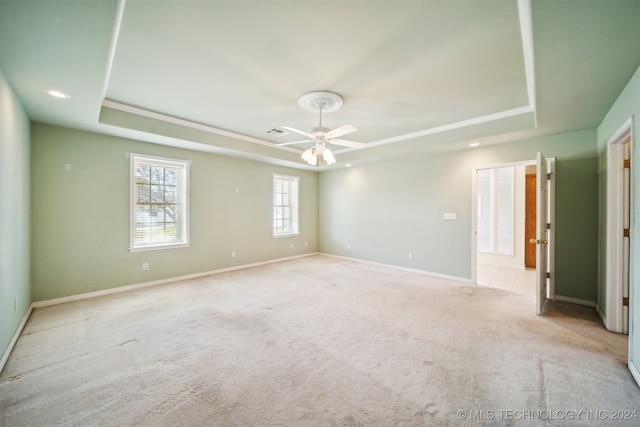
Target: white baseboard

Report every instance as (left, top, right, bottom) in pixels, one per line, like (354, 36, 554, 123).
(554, 294, 596, 308)
(321, 253, 473, 284)
(33, 252, 318, 309)
(629, 360, 640, 389)
(2, 252, 318, 373)
(0, 304, 34, 374)
(596, 303, 607, 326)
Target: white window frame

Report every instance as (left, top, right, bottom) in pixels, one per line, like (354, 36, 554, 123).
(130, 153, 190, 252)
(273, 174, 299, 237)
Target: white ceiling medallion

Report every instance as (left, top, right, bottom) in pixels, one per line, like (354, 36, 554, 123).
(297, 91, 343, 113)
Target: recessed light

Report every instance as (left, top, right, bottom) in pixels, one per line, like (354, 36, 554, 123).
(46, 89, 71, 99)
(345, 163, 352, 167)
(469, 142, 480, 147)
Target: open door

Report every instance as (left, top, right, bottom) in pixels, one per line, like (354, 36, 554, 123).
(535, 152, 549, 315)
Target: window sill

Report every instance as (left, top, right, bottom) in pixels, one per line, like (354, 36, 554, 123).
(129, 242, 191, 252)
(272, 233, 300, 239)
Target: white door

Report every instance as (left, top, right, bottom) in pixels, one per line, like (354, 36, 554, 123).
(536, 152, 549, 315)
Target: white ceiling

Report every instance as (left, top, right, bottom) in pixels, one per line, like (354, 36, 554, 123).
(1, 0, 639, 169)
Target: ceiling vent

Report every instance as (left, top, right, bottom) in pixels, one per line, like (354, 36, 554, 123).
(267, 128, 289, 136)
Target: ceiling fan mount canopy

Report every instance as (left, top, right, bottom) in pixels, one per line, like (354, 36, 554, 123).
(297, 91, 343, 114)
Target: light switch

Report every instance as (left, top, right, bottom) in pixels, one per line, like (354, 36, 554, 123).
(443, 212, 457, 220)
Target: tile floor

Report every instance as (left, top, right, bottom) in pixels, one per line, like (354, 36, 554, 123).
(476, 263, 536, 295)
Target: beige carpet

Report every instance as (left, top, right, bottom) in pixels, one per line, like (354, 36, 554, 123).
(1, 255, 638, 426)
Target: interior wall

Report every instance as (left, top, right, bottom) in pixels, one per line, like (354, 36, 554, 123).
(0, 70, 31, 358)
(30, 123, 318, 301)
(319, 129, 598, 302)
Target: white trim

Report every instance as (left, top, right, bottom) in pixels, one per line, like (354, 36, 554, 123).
(322, 253, 473, 284)
(555, 294, 596, 308)
(596, 303, 607, 326)
(547, 157, 556, 299)
(102, 99, 301, 154)
(32, 253, 318, 309)
(130, 153, 190, 252)
(100, 0, 126, 102)
(517, 0, 537, 126)
(367, 105, 534, 148)
(0, 306, 34, 374)
(629, 360, 640, 389)
(605, 117, 633, 333)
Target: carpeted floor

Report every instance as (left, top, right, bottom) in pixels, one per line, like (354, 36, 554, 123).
(1, 255, 638, 426)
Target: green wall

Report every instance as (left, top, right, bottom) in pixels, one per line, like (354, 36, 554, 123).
(319, 129, 598, 302)
(0, 70, 30, 358)
(31, 123, 318, 301)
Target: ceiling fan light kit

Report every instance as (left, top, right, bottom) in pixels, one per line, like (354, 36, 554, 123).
(279, 91, 365, 166)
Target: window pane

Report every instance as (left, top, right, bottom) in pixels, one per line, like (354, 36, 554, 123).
(476, 167, 513, 255)
(165, 169, 177, 186)
(272, 175, 299, 236)
(151, 167, 164, 184)
(477, 170, 491, 252)
(132, 155, 189, 250)
(165, 186, 177, 203)
(137, 184, 150, 203)
(496, 167, 513, 254)
(136, 165, 150, 184)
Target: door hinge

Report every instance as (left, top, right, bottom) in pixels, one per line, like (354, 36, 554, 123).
(546, 173, 552, 180)
(623, 297, 629, 307)
(624, 159, 631, 169)
(546, 272, 551, 279)
(546, 223, 551, 230)
(624, 228, 630, 237)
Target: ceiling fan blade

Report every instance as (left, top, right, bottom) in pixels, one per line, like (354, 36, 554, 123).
(275, 139, 313, 146)
(325, 123, 357, 139)
(329, 138, 366, 148)
(281, 126, 314, 139)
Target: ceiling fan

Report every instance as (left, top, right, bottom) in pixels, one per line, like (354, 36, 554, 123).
(276, 91, 365, 165)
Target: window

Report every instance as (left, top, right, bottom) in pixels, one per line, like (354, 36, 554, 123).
(130, 154, 190, 251)
(273, 174, 299, 237)
(477, 167, 514, 255)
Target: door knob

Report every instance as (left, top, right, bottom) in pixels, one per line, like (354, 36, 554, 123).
(529, 239, 548, 245)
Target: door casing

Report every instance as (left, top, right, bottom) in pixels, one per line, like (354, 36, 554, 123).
(604, 117, 633, 333)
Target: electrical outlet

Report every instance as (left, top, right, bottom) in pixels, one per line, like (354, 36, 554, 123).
(291, 243, 294, 249)
(347, 244, 351, 250)
(408, 252, 413, 260)
(231, 251, 236, 258)
(305, 242, 308, 247)
(142, 263, 149, 271)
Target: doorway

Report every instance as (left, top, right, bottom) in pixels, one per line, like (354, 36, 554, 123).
(474, 163, 535, 295)
(471, 155, 555, 312)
